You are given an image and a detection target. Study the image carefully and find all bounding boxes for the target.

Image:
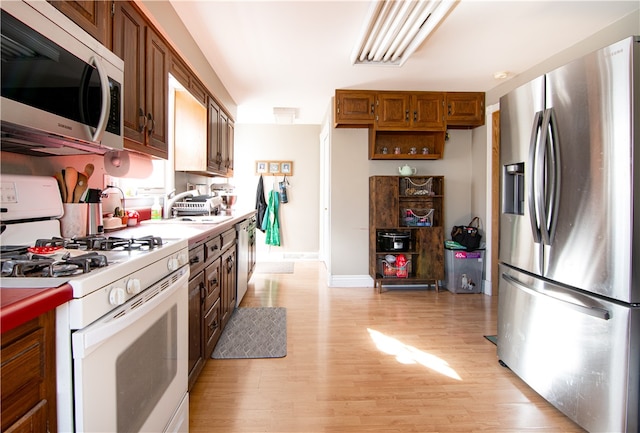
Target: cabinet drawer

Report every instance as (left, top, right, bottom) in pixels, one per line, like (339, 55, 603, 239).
(204, 298, 222, 357)
(221, 228, 236, 251)
(205, 236, 222, 262)
(188, 244, 206, 276)
(204, 260, 221, 312)
(1, 326, 45, 431)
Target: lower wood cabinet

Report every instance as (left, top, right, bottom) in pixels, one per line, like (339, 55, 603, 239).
(1, 310, 57, 433)
(186, 225, 237, 389)
(187, 271, 205, 391)
(220, 233, 237, 329)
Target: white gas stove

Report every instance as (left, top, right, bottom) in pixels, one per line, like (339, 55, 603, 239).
(1, 174, 190, 432)
(0, 174, 189, 327)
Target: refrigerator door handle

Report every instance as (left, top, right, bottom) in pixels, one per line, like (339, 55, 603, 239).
(527, 110, 544, 243)
(501, 272, 611, 320)
(538, 108, 561, 246)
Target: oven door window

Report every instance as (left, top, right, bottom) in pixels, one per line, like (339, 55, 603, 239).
(116, 306, 177, 433)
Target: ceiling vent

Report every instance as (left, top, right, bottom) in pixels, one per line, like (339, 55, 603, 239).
(351, 0, 456, 67)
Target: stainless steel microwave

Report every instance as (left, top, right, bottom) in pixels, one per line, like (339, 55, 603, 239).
(0, 1, 124, 155)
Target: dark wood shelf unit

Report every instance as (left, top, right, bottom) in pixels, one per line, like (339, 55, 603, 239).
(369, 176, 445, 293)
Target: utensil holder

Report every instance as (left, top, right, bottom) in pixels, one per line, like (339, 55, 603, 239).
(60, 203, 88, 238)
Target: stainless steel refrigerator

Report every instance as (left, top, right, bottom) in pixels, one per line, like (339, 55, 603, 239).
(498, 36, 639, 433)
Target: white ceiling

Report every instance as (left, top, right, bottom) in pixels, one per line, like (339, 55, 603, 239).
(169, 0, 639, 125)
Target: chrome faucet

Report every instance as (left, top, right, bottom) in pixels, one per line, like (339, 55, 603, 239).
(163, 190, 196, 219)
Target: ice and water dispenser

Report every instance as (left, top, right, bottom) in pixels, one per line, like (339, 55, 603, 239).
(503, 162, 525, 215)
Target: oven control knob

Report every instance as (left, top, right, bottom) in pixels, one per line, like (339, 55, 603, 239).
(109, 287, 126, 306)
(177, 252, 188, 266)
(126, 278, 141, 295)
(168, 257, 179, 272)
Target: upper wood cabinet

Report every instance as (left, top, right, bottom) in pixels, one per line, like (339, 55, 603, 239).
(53, 0, 235, 164)
(335, 89, 485, 160)
(206, 97, 234, 177)
(376, 92, 445, 131)
(48, 0, 112, 49)
(445, 92, 485, 128)
(113, 1, 169, 159)
(169, 54, 207, 106)
(335, 90, 375, 127)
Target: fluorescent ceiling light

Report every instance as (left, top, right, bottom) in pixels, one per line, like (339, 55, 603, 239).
(351, 0, 457, 67)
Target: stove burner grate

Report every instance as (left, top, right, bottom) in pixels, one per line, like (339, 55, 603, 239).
(35, 235, 163, 252)
(1, 252, 109, 278)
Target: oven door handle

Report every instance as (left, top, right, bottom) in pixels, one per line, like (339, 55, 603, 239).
(72, 268, 188, 359)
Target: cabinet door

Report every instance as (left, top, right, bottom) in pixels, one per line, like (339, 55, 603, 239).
(145, 26, 169, 158)
(187, 272, 205, 391)
(412, 92, 445, 130)
(369, 176, 399, 229)
(446, 92, 485, 127)
(226, 119, 234, 175)
(1, 312, 56, 433)
(334, 90, 375, 126)
(219, 111, 229, 175)
(220, 245, 237, 329)
(5, 399, 49, 433)
(376, 92, 411, 129)
(204, 298, 221, 357)
(113, 2, 146, 146)
(169, 54, 207, 106)
(207, 97, 221, 173)
(49, 0, 112, 48)
(204, 260, 221, 313)
(414, 227, 445, 280)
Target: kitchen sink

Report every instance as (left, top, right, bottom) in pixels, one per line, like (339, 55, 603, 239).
(141, 215, 234, 225)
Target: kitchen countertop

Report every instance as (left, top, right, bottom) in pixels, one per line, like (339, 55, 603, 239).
(0, 209, 256, 334)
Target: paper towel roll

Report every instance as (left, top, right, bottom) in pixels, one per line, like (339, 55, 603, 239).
(104, 150, 153, 178)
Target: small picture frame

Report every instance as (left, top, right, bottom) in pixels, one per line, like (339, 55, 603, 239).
(256, 161, 267, 174)
(269, 162, 280, 174)
(281, 162, 292, 174)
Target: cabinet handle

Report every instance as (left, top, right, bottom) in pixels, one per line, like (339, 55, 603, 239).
(370, 104, 374, 114)
(190, 256, 200, 265)
(405, 110, 409, 121)
(146, 113, 155, 136)
(199, 282, 205, 300)
(448, 104, 452, 116)
(209, 320, 218, 333)
(413, 111, 417, 121)
(138, 108, 146, 132)
(210, 244, 219, 252)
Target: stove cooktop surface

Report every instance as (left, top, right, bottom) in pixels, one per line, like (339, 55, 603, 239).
(0, 235, 188, 292)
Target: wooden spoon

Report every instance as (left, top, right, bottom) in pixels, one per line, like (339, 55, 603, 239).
(73, 173, 89, 203)
(54, 171, 67, 203)
(83, 163, 95, 179)
(64, 167, 78, 203)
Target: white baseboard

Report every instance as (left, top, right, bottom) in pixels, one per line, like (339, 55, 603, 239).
(327, 274, 374, 288)
(257, 252, 319, 261)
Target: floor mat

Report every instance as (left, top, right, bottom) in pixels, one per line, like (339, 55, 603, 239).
(212, 307, 287, 359)
(254, 261, 294, 274)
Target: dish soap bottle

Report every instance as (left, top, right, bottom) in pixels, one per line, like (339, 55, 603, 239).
(151, 197, 162, 220)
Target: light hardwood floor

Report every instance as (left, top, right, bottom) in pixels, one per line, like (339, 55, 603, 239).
(190, 261, 585, 433)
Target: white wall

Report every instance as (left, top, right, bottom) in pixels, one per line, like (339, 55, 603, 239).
(327, 124, 476, 286)
(232, 124, 321, 261)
